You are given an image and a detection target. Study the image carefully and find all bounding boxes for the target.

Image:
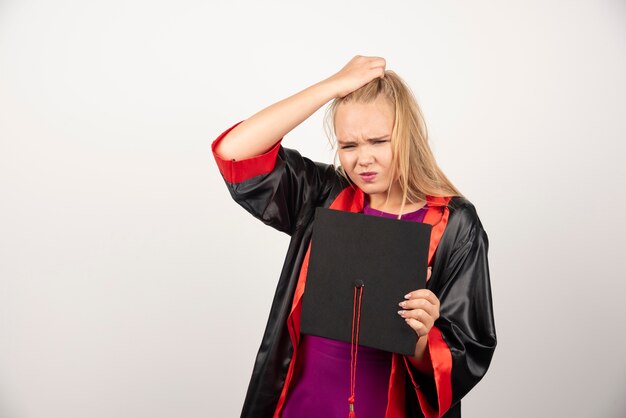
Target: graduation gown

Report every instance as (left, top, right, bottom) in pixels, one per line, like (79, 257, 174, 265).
(211, 121, 497, 418)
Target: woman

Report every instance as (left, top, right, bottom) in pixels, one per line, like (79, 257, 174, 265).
(211, 55, 496, 418)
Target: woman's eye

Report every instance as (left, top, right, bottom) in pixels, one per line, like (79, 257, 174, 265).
(374, 140, 388, 144)
(341, 145, 355, 149)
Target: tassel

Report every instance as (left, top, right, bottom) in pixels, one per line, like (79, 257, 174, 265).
(348, 395, 356, 418)
(348, 282, 364, 418)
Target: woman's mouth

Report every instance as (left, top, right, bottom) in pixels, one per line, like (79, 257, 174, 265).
(359, 172, 377, 182)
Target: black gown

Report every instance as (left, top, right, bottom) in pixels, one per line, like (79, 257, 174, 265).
(211, 121, 497, 418)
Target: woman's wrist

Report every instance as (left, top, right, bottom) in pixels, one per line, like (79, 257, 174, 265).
(408, 335, 434, 376)
(311, 77, 343, 102)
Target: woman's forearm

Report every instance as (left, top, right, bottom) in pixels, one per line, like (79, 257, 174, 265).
(214, 79, 339, 161)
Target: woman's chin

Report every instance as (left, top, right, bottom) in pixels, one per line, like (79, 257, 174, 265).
(358, 183, 387, 195)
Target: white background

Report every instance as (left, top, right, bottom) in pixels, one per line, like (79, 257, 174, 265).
(1, 1, 625, 417)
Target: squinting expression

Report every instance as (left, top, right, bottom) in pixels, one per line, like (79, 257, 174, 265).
(334, 96, 398, 200)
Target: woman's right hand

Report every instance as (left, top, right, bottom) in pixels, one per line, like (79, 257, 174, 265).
(325, 55, 387, 99)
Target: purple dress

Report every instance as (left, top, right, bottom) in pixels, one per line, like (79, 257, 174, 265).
(281, 201, 428, 418)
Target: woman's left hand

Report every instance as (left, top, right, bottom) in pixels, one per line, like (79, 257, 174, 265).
(398, 267, 441, 338)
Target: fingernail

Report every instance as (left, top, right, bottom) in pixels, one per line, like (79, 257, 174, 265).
(397, 310, 405, 316)
(404, 293, 411, 299)
(398, 301, 406, 308)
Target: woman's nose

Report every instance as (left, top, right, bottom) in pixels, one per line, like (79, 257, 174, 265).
(357, 149, 374, 166)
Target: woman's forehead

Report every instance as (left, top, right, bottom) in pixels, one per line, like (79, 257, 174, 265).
(334, 100, 394, 141)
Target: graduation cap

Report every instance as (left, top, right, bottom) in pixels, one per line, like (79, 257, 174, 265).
(301, 207, 432, 355)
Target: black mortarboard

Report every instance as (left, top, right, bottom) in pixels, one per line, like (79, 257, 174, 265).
(300, 207, 432, 356)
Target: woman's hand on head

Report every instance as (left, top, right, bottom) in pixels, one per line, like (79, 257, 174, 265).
(324, 55, 386, 99)
(397, 267, 441, 338)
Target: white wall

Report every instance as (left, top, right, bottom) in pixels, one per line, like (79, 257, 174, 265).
(1, 0, 625, 417)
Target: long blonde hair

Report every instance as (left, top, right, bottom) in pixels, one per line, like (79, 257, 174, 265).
(323, 70, 462, 216)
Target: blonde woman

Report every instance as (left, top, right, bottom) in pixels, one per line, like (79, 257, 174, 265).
(211, 55, 496, 418)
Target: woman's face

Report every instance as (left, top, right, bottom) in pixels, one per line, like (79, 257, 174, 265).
(334, 96, 397, 199)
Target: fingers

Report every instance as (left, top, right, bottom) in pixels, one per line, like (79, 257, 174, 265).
(346, 55, 386, 80)
(403, 317, 430, 337)
(403, 289, 440, 309)
(366, 56, 386, 76)
(344, 55, 384, 71)
(398, 288, 441, 337)
(426, 266, 432, 283)
(404, 318, 425, 336)
(398, 307, 432, 324)
(368, 57, 386, 78)
(331, 55, 387, 98)
(398, 298, 438, 317)
(398, 302, 439, 325)
(351, 55, 386, 69)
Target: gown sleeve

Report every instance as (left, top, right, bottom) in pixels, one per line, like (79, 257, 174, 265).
(405, 201, 497, 417)
(211, 120, 341, 236)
